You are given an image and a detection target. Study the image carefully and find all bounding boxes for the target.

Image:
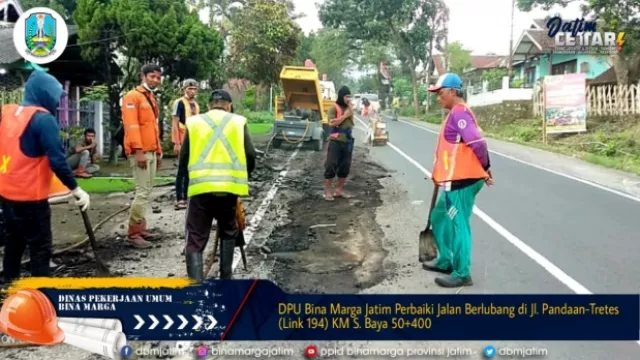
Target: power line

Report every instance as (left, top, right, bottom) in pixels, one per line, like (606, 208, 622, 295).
(66, 28, 142, 48)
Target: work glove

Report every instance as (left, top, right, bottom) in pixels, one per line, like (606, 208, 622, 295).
(72, 187, 90, 211)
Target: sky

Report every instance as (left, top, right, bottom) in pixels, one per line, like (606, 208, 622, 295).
(292, 0, 585, 55)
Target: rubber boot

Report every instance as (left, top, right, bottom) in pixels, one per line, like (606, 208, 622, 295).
(186, 252, 204, 282)
(219, 239, 235, 279)
(75, 167, 92, 178)
(334, 178, 347, 197)
(323, 179, 334, 201)
(127, 223, 152, 249)
(139, 219, 160, 241)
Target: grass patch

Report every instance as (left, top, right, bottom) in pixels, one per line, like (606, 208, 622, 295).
(480, 117, 640, 176)
(396, 105, 640, 176)
(77, 176, 175, 194)
(248, 123, 273, 135)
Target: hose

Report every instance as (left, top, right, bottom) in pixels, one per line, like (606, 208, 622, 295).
(281, 120, 311, 144)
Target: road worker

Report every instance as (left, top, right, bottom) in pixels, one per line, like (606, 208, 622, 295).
(177, 89, 257, 282)
(171, 79, 200, 210)
(391, 94, 400, 120)
(324, 86, 354, 200)
(422, 73, 493, 288)
(121, 64, 163, 249)
(0, 71, 90, 283)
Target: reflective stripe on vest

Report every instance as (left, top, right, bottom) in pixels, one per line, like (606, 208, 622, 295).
(431, 105, 488, 185)
(0, 105, 54, 201)
(186, 111, 249, 197)
(178, 97, 199, 129)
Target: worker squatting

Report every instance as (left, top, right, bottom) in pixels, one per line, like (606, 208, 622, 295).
(57, 294, 172, 311)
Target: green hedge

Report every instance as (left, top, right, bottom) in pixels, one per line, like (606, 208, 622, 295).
(238, 111, 273, 124)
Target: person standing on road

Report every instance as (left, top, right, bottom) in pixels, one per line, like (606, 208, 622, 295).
(392, 94, 400, 120)
(324, 86, 354, 200)
(121, 64, 163, 249)
(178, 89, 256, 282)
(422, 73, 493, 288)
(171, 79, 200, 210)
(0, 71, 90, 283)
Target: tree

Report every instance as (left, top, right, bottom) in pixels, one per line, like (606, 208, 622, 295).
(74, 0, 223, 162)
(295, 32, 315, 65)
(20, 0, 77, 19)
(229, 0, 301, 91)
(517, 0, 640, 84)
(320, 0, 449, 116)
(309, 28, 352, 85)
(445, 41, 472, 74)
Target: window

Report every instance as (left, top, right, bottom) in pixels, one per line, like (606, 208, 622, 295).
(552, 59, 577, 75)
(525, 67, 536, 86)
(580, 62, 590, 74)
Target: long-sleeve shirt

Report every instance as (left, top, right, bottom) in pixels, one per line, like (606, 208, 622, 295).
(177, 120, 257, 194)
(443, 105, 491, 190)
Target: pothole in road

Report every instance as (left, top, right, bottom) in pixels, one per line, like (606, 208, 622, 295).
(266, 147, 389, 294)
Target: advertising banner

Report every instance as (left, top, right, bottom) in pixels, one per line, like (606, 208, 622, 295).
(544, 73, 587, 134)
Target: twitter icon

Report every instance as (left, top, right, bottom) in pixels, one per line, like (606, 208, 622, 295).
(483, 345, 496, 358)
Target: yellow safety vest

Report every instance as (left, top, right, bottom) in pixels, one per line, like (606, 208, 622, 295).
(186, 109, 249, 197)
(175, 97, 200, 129)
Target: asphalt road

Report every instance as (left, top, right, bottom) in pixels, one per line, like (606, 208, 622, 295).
(355, 114, 640, 359)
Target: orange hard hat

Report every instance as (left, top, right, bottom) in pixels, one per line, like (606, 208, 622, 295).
(0, 289, 64, 345)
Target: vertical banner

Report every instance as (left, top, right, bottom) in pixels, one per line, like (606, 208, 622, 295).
(544, 73, 587, 135)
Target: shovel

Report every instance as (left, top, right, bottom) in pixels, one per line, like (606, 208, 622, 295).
(418, 185, 439, 262)
(80, 209, 111, 276)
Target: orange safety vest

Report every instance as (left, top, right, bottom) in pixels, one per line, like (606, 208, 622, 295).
(0, 105, 57, 201)
(432, 104, 489, 184)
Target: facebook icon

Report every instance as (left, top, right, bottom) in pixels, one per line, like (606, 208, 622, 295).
(121, 345, 133, 358)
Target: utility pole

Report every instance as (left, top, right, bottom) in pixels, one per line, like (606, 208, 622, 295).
(507, 0, 516, 79)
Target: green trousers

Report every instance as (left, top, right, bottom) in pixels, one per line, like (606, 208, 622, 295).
(431, 180, 484, 279)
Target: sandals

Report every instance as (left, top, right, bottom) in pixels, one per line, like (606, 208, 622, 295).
(323, 193, 334, 201)
(174, 201, 187, 210)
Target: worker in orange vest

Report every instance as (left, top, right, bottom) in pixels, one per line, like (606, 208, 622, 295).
(121, 64, 163, 249)
(0, 71, 90, 283)
(171, 79, 200, 210)
(422, 73, 493, 288)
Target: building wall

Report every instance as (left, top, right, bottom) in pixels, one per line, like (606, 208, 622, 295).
(513, 54, 611, 82)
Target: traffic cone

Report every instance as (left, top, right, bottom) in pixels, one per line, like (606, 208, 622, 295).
(0, 288, 64, 345)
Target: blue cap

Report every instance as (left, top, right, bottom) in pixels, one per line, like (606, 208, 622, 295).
(428, 73, 463, 92)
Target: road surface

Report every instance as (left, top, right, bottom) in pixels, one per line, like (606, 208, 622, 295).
(348, 114, 640, 359)
(3, 117, 640, 360)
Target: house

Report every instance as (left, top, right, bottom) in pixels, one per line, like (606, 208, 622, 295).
(511, 18, 613, 87)
(424, 54, 508, 92)
(0, 0, 113, 130)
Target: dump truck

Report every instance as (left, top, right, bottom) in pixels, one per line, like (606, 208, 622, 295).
(272, 66, 328, 151)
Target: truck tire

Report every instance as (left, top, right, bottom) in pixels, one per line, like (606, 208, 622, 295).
(312, 136, 323, 151)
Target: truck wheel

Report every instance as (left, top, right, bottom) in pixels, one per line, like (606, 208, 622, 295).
(313, 137, 323, 151)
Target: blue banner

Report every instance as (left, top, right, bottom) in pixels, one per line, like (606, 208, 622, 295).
(35, 280, 639, 341)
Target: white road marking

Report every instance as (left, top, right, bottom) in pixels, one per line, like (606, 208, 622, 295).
(213, 146, 301, 276)
(384, 139, 640, 347)
(356, 115, 592, 294)
(173, 146, 302, 357)
(390, 116, 640, 204)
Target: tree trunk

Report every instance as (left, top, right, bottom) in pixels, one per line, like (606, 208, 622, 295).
(425, 38, 435, 113)
(410, 67, 420, 117)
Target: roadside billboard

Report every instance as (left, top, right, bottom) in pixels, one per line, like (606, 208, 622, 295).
(543, 73, 587, 135)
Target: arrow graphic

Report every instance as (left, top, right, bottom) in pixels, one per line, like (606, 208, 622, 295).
(163, 315, 174, 330)
(206, 315, 217, 330)
(149, 315, 159, 330)
(134, 315, 145, 330)
(192, 315, 203, 330)
(178, 315, 188, 330)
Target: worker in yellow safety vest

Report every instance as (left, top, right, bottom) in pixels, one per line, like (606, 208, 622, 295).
(172, 79, 200, 210)
(176, 89, 257, 282)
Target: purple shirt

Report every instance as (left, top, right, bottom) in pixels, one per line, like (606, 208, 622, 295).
(443, 106, 490, 169)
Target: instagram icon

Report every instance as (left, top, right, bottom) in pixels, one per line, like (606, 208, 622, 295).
(196, 345, 208, 358)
